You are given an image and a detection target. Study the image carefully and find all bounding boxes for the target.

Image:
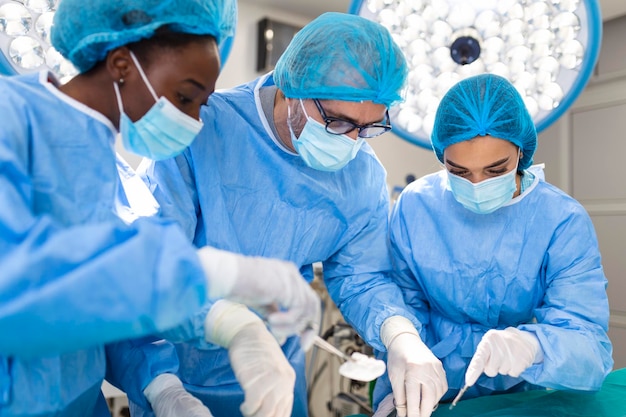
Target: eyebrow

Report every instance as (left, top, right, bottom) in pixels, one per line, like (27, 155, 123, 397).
(184, 78, 206, 91)
(445, 156, 511, 169)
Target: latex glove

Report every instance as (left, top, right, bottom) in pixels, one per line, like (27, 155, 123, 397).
(197, 246, 321, 346)
(144, 373, 213, 417)
(205, 300, 295, 417)
(381, 316, 447, 417)
(465, 327, 543, 387)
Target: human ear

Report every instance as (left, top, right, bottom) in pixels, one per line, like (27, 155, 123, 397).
(106, 47, 133, 84)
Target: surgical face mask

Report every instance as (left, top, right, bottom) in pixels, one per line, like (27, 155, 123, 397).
(287, 99, 364, 172)
(113, 51, 203, 160)
(448, 156, 520, 214)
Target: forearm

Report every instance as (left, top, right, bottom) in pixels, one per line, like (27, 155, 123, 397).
(0, 216, 206, 357)
(518, 321, 612, 390)
(326, 272, 421, 351)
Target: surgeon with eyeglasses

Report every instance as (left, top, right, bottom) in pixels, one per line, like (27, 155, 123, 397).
(109, 12, 429, 417)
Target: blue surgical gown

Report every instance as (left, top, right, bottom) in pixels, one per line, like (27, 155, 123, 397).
(124, 73, 419, 416)
(0, 72, 207, 416)
(373, 168, 613, 407)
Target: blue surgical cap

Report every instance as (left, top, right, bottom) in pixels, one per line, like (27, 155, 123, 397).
(273, 12, 407, 107)
(51, 0, 237, 73)
(431, 74, 537, 170)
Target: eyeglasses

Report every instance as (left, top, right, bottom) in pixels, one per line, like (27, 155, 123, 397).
(313, 99, 392, 138)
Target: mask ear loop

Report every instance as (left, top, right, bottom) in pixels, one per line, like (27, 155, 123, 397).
(129, 51, 159, 103)
(113, 81, 125, 127)
(286, 97, 313, 139)
(286, 97, 297, 138)
(286, 97, 303, 131)
(298, 98, 311, 119)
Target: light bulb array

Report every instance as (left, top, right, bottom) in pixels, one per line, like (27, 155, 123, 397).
(349, 0, 602, 148)
(0, 0, 77, 81)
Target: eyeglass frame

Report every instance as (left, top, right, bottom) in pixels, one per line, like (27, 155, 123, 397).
(312, 99, 392, 138)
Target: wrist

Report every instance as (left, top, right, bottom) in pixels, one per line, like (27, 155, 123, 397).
(512, 328, 544, 364)
(196, 246, 240, 299)
(143, 373, 181, 404)
(380, 315, 421, 349)
(205, 300, 263, 348)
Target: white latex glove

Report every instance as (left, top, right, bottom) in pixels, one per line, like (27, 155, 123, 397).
(465, 327, 543, 387)
(381, 316, 447, 417)
(205, 300, 295, 417)
(197, 246, 321, 346)
(144, 373, 213, 417)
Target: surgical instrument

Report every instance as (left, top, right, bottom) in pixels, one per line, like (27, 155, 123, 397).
(313, 335, 386, 382)
(449, 385, 469, 410)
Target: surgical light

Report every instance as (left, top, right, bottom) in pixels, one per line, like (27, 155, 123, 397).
(0, 0, 77, 81)
(349, 0, 602, 148)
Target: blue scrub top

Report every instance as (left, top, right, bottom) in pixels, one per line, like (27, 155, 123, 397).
(0, 72, 207, 416)
(374, 168, 613, 407)
(126, 73, 419, 416)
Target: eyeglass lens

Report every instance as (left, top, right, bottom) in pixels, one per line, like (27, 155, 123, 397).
(313, 99, 391, 138)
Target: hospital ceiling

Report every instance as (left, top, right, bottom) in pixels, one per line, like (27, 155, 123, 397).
(248, 0, 626, 21)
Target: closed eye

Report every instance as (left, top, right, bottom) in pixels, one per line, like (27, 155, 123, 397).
(487, 167, 509, 175)
(449, 169, 470, 177)
(177, 93, 192, 105)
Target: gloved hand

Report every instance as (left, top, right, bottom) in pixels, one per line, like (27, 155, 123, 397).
(197, 246, 321, 345)
(381, 316, 447, 417)
(205, 300, 296, 417)
(144, 373, 213, 417)
(465, 327, 543, 386)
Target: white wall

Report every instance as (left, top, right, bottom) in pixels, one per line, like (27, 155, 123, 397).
(216, 0, 310, 89)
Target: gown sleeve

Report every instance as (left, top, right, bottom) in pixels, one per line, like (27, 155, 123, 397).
(519, 205, 613, 391)
(386, 192, 433, 340)
(322, 181, 421, 351)
(105, 336, 180, 410)
(0, 102, 207, 358)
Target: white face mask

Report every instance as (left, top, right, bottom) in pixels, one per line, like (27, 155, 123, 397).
(287, 99, 364, 172)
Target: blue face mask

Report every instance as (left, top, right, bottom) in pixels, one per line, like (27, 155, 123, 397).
(113, 51, 203, 161)
(448, 157, 519, 214)
(288, 99, 364, 172)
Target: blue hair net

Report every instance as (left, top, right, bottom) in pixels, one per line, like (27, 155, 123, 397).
(51, 0, 237, 73)
(273, 12, 407, 107)
(431, 74, 537, 170)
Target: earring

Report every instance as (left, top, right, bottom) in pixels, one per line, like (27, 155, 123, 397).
(118, 78, 125, 85)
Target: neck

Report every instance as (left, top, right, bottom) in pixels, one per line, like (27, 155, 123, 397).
(58, 70, 120, 128)
(514, 172, 522, 198)
(273, 90, 296, 152)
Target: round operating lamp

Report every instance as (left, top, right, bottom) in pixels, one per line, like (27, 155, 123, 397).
(0, 0, 234, 81)
(0, 0, 77, 81)
(349, 0, 602, 148)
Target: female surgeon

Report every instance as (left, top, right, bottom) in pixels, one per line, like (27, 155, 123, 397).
(373, 74, 613, 417)
(0, 0, 320, 415)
